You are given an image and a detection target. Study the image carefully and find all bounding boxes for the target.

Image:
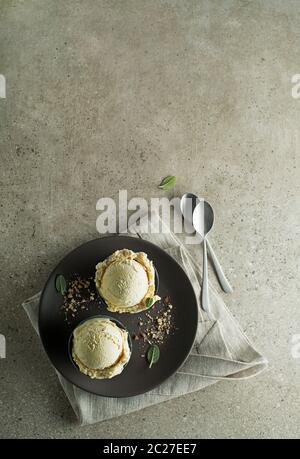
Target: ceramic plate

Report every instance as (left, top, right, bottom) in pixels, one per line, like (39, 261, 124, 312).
(39, 235, 198, 397)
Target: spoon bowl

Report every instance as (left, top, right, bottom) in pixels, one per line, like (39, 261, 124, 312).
(192, 200, 214, 239)
(180, 193, 201, 224)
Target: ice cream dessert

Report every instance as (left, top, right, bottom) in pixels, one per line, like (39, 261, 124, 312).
(72, 317, 131, 379)
(95, 249, 160, 313)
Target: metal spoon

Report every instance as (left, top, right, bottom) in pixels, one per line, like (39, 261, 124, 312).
(193, 201, 214, 311)
(180, 193, 233, 295)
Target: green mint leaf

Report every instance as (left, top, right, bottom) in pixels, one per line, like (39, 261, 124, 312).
(145, 297, 154, 308)
(147, 344, 160, 368)
(158, 175, 176, 190)
(55, 274, 67, 295)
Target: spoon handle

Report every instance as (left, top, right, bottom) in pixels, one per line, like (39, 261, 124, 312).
(206, 238, 233, 294)
(202, 238, 210, 312)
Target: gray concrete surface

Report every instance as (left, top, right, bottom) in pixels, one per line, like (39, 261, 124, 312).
(0, 0, 300, 438)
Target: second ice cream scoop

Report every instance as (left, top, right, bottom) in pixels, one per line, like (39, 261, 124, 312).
(72, 317, 131, 379)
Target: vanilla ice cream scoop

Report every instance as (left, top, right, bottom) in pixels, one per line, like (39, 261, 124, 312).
(101, 259, 148, 308)
(72, 317, 131, 379)
(95, 249, 160, 313)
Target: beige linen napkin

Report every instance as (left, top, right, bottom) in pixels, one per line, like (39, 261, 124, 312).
(22, 212, 267, 424)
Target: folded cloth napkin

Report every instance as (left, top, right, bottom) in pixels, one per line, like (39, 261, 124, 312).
(22, 211, 267, 424)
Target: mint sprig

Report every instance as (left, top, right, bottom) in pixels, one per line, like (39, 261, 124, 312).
(158, 175, 176, 190)
(147, 344, 160, 368)
(55, 274, 67, 295)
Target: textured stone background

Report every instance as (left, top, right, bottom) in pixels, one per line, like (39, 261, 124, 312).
(0, 0, 299, 438)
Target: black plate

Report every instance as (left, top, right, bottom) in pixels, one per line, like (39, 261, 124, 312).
(39, 235, 198, 397)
